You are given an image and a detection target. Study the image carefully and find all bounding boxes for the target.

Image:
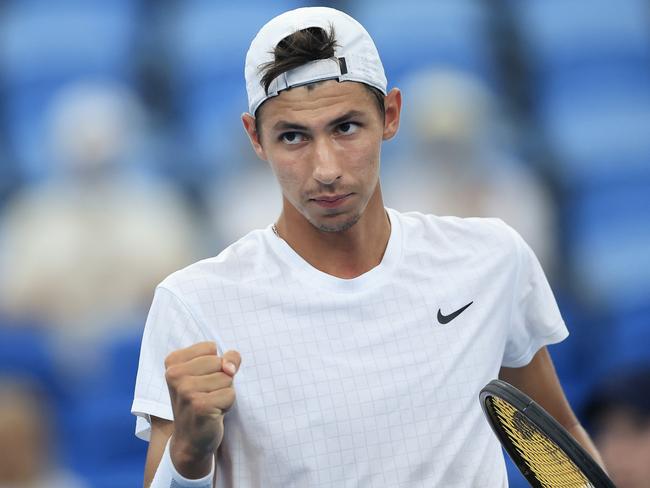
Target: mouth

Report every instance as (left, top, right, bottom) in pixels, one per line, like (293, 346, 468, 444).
(310, 193, 353, 209)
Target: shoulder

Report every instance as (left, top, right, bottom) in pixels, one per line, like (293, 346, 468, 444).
(391, 209, 521, 253)
(157, 228, 272, 295)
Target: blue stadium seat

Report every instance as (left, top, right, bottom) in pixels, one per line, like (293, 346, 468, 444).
(539, 96, 650, 185)
(0, 2, 140, 181)
(0, 323, 62, 399)
(0, 322, 80, 473)
(102, 328, 144, 396)
(52, 327, 148, 477)
(608, 301, 650, 369)
(548, 291, 606, 411)
(66, 393, 147, 481)
(349, 0, 495, 87)
(509, 0, 650, 185)
(564, 181, 650, 309)
(510, 0, 650, 77)
(165, 1, 302, 178)
(87, 467, 145, 488)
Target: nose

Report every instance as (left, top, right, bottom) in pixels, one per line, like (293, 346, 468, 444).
(311, 136, 341, 185)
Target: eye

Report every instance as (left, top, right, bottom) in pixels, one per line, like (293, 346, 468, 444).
(338, 122, 360, 135)
(280, 132, 306, 145)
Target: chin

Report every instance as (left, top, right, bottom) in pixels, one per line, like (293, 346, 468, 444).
(312, 212, 362, 233)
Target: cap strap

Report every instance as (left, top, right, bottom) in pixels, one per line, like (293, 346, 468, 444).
(266, 58, 342, 97)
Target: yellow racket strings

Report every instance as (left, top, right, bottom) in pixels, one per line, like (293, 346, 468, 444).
(489, 396, 594, 488)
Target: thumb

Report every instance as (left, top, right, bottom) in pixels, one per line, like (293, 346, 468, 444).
(222, 350, 241, 376)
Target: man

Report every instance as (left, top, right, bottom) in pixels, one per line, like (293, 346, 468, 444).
(132, 7, 603, 487)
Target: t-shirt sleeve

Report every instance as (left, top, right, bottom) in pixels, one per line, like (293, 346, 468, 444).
(501, 226, 568, 368)
(131, 285, 208, 441)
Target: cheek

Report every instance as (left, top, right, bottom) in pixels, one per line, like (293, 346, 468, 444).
(268, 156, 306, 193)
(346, 139, 381, 179)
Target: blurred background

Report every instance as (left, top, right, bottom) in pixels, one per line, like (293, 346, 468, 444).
(0, 1, 648, 487)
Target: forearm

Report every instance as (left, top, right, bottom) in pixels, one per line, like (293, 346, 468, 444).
(145, 418, 218, 488)
(169, 434, 215, 479)
(566, 422, 607, 472)
(499, 350, 607, 472)
(148, 435, 215, 488)
(148, 342, 239, 487)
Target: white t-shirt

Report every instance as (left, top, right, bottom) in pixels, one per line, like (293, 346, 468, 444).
(132, 208, 568, 487)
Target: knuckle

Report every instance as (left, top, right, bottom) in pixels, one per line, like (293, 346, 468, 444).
(164, 352, 176, 369)
(218, 372, 233, 387)
(190, 394, 207, 414)
(222, 387, 236, 405)
(164, 365, 178, 383)
(204, 355, 221, 370)
(176, 380, 194, 399)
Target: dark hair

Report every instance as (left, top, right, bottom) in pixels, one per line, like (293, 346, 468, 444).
(256, 26, 385, 121)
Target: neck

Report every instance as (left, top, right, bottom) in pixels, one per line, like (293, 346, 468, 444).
(274, 185, 391, 279)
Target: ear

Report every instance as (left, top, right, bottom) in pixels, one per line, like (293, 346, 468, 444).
(241, 113, 267, 161)
(382, 88, 402, 141)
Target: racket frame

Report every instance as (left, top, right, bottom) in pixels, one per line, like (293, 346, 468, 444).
(480, 379, 614, 488)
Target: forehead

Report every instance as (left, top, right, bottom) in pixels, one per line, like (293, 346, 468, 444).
(256, 80, 376, 127)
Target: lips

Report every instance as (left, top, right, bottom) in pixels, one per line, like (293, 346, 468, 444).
(313, 194, 348, 202)
(310, 193, 352, 208)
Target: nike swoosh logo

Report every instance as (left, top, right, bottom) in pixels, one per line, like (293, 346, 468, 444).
(437, 301, 473, 324)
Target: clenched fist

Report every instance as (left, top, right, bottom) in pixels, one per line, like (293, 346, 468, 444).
(164, 341, 241, 476)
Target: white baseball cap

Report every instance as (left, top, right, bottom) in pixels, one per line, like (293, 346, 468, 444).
(244, 6, 387, 115)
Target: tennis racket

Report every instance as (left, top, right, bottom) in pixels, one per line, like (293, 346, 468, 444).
(479, 379, 614, 488)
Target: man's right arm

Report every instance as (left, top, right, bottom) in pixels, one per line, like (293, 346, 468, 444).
(144, 417, 174, 487)
(142, 342, 241, 488)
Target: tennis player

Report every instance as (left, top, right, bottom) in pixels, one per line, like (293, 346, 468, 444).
(132, 7, 604, 487)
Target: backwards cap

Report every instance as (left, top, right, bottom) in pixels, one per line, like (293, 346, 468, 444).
(245, 7, 387, 114)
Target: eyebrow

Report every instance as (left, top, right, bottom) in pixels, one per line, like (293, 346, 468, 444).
(271, 110, 366, 132)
